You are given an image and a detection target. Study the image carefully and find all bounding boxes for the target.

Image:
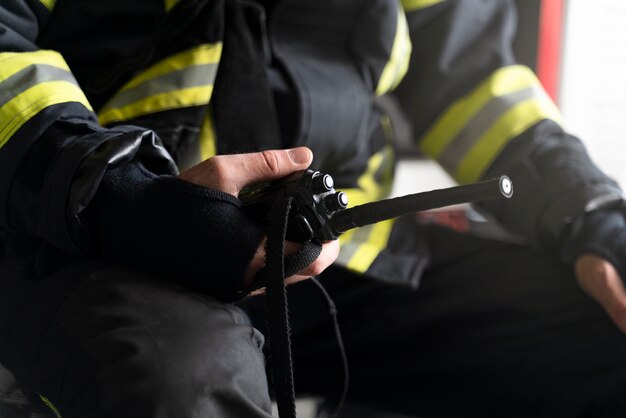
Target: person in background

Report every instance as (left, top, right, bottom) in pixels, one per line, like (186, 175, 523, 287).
(1, 0, 625, 416)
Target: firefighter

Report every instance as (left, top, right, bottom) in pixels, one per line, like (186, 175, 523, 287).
(1, 0, 625, 416)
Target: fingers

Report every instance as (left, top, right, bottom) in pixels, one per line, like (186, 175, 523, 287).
(284, 240, 340, 285)
(179, 147, 313, 196)
(247, 239, 340, 295)
(178, 146, 334, 293)
(575, 254, 626, 334)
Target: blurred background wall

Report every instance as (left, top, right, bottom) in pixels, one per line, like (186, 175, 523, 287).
(514, 0, 626, 187)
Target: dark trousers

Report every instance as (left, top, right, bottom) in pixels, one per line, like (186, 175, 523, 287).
(2, 224, 626, 418)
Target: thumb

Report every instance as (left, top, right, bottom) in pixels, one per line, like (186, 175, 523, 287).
(179, 147, 313, 196)
(230, 147, 313, 194)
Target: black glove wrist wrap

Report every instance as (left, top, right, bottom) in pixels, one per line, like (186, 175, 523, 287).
(561, 208, 626, 279)
(87, 161, 265, 298)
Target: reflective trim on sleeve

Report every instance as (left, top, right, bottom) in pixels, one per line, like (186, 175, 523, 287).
(337, 219, 395, 273)
(376, 5, 412, 96)
(98, 43, 223, 126)
(38, 0, 56, 11)
(336, 144, 396, 273)
(164, 0, 182, 12)
(401, 0, 445, 12)
(419, 65, 562, 183)
(38, 393, 63, 418)
(0, 50, 70, 83)
(0, 51, 92, 148)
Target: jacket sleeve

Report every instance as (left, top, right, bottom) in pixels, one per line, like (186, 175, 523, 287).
(393, 0, 624, 254)
(0, 0, 173, 250)
(0, 0, 265, 296)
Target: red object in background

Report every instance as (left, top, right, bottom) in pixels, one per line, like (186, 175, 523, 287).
(536, 0, 564, 103)
(416, 209, 470, 232)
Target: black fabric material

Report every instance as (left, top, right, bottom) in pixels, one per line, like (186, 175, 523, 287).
(243, 224, 626, 418)
(395, 0, 625, 256)
(0, 106, 92, 232)
(40, 0, 225, 111)
(212, 0, 281, 155)
(256, 195, 321, 418)
(253, 194, 322, 418)
(561, 209, 626, 278)
(87, 161, 265, 298)
(480, 120, 624, 253)
(0, 0, 44, 52)
(268, 0, 393, 185)
(0, 264, 104, 417)
(267, 64, 299, 148)
(3, 225, 626, 417)
(39, 0, 163, 110)
(2, 1, 626, 416)
(395, 0, 517, 138)
(249, 241, 322, 292)
(263, 196, 297, 418)
(109, 107, 206, 172)
(366, 216, 432, 289)
(0, 260, 273, 418)
(6, 115, 176, 255)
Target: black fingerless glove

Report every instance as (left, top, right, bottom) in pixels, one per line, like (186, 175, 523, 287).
(561, 208, 626, 278)
(87, 161, 265, 298)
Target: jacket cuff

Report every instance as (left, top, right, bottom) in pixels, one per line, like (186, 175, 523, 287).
(87, 161, 265, 297)
(560, 208, 626, 278)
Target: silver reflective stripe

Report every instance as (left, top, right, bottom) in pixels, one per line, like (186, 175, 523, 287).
(438, 86, 538, 173)
(102, 63, 219, 110)
(0, 51, 92, 148)
(0, 64, 76, 108)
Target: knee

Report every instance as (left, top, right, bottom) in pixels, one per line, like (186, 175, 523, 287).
(53, 267, 272, 417)
(154, 298, 267, 388)
(136, 298, 272, 416)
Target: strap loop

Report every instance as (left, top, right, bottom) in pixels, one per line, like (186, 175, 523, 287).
(262, 195, 321, 418)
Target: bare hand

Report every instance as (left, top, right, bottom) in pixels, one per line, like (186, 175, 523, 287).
(179, 147, 339, 290)
(575, 253, 626, 334)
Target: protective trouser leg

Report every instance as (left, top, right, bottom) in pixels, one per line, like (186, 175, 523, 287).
(0, 260, 273, 418)
(244, 223, 626, 418)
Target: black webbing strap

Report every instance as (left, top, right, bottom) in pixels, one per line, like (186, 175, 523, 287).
(259, 195, 321, 418)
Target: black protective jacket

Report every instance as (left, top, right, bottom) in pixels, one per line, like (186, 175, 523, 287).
(0, 0, 622, 296)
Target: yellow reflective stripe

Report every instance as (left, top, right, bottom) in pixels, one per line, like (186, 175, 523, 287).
(456, 92, 562, 182)
(376, 6, 412, 96)
(164, 0, 181, 12)
(340, 146, 393, 208)
(337, 145, 395, 273)
(98, 43, 222, 125)
(0, 81, 92, 148)
(420, 65, 540, 159)
(337, 227, 357, 248)
(38, 0, 56, 11)
(38, 393, 62, 418)
(120, 44, 222, 93)
(402, 0, 445, 12)
(0, 51, 92, 147)
(199, 109, 217, 160)
(0, 50, 70, 82)
(98, 85, 213, 126)
(345, 219, 395, 272)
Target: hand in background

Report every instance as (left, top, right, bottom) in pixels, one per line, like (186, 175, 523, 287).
(179, 147, 340, 290)
(576, 254, 626, 334)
